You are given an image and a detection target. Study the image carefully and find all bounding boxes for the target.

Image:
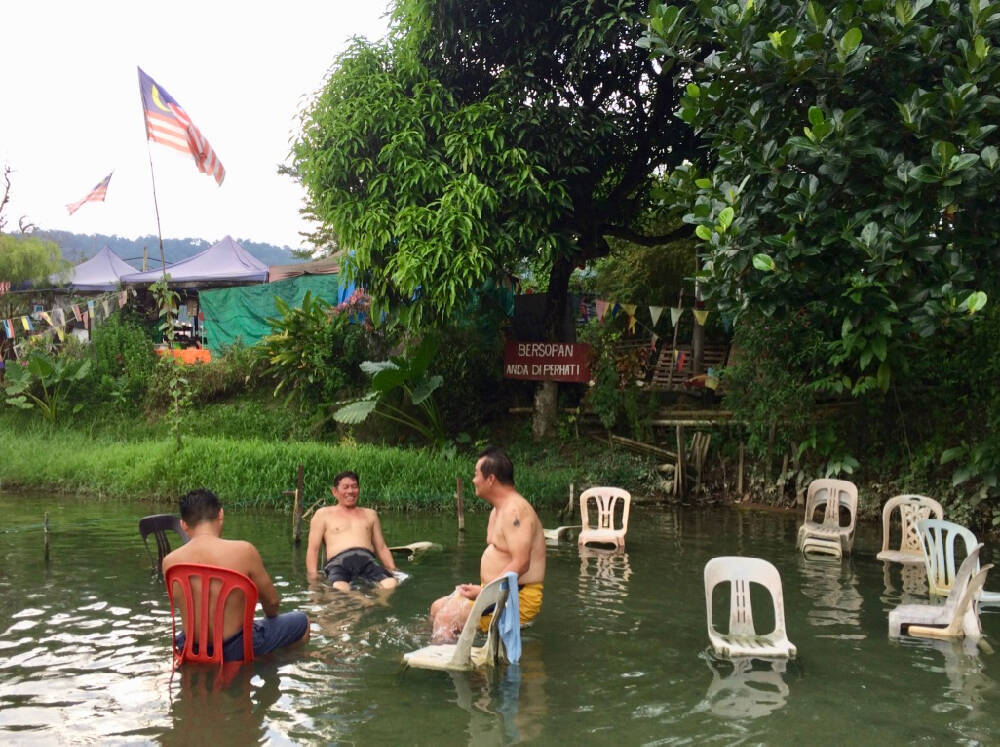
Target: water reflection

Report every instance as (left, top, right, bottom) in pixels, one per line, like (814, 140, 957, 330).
(695, 655, 790, 720)
(881, 562, 929, 608)
(163, 663, 282, 746)
(576, 546, 633, 635)
(448, 642, 547, 744)
(797, 557, 864, 638)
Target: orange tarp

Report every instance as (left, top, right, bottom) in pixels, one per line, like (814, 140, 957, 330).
(155, 348, 211, 364)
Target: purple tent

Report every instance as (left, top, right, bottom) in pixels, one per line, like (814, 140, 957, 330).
(121, 235, 268, 286)
(51, 246, 137, 291)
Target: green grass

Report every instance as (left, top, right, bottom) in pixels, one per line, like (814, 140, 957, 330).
(0, 409, 659, 510)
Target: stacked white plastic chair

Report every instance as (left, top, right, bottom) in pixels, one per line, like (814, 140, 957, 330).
(704, 556, 796, 659)
(796, 479, 858, 558)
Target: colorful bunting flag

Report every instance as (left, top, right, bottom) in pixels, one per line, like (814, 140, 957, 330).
(595, 300, 609, 321)
(649, 305, 664, 327)
(82, 311, 90, 329)
(693, 309, 710, 326)
(2, 320, 14, 338)
(650, 332, 659, 352)
(119, 290, 128, 308)
(670, 306, 683, 327)
(40, 311, 52, 326)
(102, 299, 111, 318)
(72, 305, 82, 322)
(21, 316, 32, 331)
(621, 303, 636, 334)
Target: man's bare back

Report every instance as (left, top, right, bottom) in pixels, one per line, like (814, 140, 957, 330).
(160, 489, 308, 661)
(163, 534, 279, 642)
(305, 472, 398, 590)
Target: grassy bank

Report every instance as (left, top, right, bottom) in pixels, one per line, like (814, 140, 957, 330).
(0, 408, 658, 510)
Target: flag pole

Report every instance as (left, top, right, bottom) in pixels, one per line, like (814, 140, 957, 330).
(144, 143, 168, 278)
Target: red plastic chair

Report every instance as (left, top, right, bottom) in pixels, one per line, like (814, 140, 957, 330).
(165, 563, 258, 670)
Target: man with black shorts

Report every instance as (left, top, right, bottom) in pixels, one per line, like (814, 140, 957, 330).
(305, 471, 399, 591)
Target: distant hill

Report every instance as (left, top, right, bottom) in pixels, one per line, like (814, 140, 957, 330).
(37, 229, 303, 269)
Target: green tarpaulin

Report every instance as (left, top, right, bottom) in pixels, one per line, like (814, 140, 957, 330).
(199, 274, 347, 356)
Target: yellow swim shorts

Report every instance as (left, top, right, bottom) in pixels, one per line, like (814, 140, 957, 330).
(477, 582, 543, 633)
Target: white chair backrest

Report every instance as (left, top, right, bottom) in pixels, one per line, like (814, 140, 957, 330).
(579, 487, 631, 533)
(447, 575, 510, 668)
(919, 519, 978, 595)
(880, 494, 944, 554)
(704, 556, 787, 638)
(804, 479, 858, 529)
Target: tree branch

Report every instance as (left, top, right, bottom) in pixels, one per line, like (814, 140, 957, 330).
(600, 222, 693, 246)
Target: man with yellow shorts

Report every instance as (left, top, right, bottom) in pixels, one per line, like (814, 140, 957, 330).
(431, 447, 547, 642)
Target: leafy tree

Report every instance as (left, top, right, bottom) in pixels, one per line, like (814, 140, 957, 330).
(0, 233, 65, 288)
(290, 0, 700, 435)
(645, 0, 1000, 395)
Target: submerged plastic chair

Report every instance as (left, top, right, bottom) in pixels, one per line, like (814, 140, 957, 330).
(919, 519, 1000, 607)
(404, 575, 513, 672)
(543, 525, 581, 543)
(889, 544, 992, 640)
(139, 514, 189, 574)
(877, 494, 944, 564)
(704, 556, 796, 659)
(577, 487, 631, 549)
(796, 479, 858, 558)
(165, 562, 257, 670)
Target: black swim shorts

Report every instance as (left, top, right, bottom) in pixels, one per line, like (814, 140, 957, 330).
(324, 547, 393, 586)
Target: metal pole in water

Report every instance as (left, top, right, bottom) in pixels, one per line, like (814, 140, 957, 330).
(43, 511, 50, 560)
(455, 477, 465, 532)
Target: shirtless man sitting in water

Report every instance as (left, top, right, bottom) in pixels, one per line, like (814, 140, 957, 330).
(305, 471, 399, 590)
(430, 446, 546, 641)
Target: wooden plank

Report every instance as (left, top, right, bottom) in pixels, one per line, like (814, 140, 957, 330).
(609, 434, 678, 460)
(649, 419, 740, 426)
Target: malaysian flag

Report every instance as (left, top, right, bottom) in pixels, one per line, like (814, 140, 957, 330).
(66, 172, 112, 215)
(138, 67, 225, 185)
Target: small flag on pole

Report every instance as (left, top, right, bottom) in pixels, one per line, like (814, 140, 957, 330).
(66, 172, 112, 215)
(138, 67, 225, 185)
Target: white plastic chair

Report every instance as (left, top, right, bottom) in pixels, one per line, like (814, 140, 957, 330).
(876, 494, 944, 564)
(796, 479, 858, 558)
(403, 575, 512, 671)
(577, 487, 631, 549)
(704, 556, 796, 659)
(889, 544, 991, 640)
(919, 518, 1000, 607)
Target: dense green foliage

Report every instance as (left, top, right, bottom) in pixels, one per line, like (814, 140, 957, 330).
(0, 233, 66, 298)
(646, 0, 1000, 395)
(92, 311, 157, 404)
(291, 0, 698, 335)
(261, 290, 377, 408)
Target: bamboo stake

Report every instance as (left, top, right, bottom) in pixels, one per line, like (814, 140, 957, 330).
(455, 477, 465, 532)
(43, 511, 50, 561)
(737, 442, 745, 496)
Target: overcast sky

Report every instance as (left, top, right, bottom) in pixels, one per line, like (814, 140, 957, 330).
(1, 1, 391, 250)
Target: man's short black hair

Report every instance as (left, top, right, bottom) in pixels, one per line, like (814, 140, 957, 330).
(179, 488, 221, 526)
(477, 446, 514, 486)
(333, 470, 360, 488)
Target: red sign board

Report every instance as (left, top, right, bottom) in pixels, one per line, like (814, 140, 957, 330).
(502, 341, 592, 382)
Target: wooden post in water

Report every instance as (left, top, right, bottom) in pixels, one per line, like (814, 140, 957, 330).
(737, 442, 745, 496)
(675, 425, 686, 499)
(567, 482, 575, 517)
(43, 511, 50, 561)
(283, 464, 305, 543)
(455, 477, 466, 532)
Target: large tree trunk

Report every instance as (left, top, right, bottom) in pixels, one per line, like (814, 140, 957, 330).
(531, 250, 575, 440)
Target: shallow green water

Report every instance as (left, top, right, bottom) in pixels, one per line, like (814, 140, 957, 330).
(1, 491, 999, 745)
